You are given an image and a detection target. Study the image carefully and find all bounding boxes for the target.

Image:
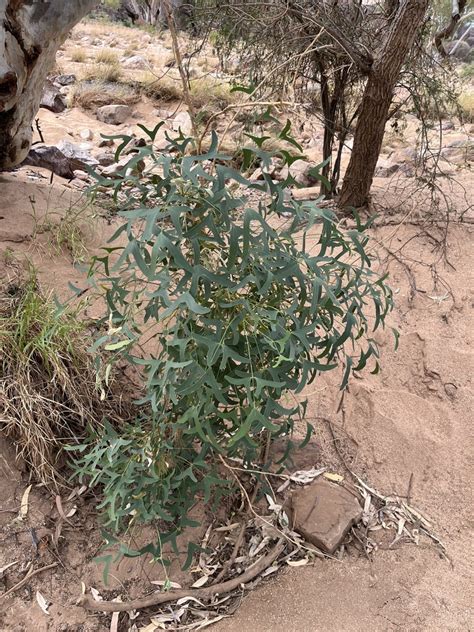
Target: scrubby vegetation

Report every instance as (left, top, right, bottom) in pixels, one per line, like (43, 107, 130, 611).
(65, 125, 394, 567)
(0, 271, 127, 485)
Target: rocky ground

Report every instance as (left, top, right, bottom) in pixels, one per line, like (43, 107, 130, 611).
(0, 15, 473, 632)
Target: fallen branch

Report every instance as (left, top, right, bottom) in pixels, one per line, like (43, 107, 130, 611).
(77, 539, 285, 613)
(0, 563, 57, 601)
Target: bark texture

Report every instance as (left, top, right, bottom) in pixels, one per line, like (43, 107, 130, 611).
(0, 0, 98, 170)
(339, 0, 429, 209)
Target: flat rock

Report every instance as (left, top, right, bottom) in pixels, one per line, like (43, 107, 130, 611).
(21, 146, 91, 179)
(122, 55, 148, 69)
(290, 478, 362, 554)
(55, 140, 98, 166)
(96, 104, 131, 125)
(95, 151, 115, 166)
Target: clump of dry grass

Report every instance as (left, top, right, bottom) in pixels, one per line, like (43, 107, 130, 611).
(70, 80, 140, 110)
(95, 49, 119, 65)
(0, 271, 128, 487)
(189, 77, 234, 109)
(71, 48, 87, 63)
(80, 61, 123, 83)
(458, 91, 474, 122)
(138, 71, 184, 102)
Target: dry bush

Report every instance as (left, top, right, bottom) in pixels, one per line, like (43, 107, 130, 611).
(70, 80, 140, 110)
(189, 77, 234, 109)
(0, 271, 129, 487)
(80, 61, 123, 83)
(139, 71, 184, 102)
(95, 49, 119, 65)
(71, 48, 87, 63)
(458, 91, 474, 122)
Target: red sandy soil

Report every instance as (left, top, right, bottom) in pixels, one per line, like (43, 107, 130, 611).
(0, 167, 472, 631)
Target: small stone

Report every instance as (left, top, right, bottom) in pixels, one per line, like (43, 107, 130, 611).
(96, 151, 115, 167)
(441, 120, 455, 131)
(444, 383, 457, 398)
(375, 158, 400, 178)
(173, 111, 193, 135)
(98, 138, 114, 148)
(72, 169, 90, 181)
(290, 478, 362, 554)
(79, 128, 94, 141)
(55, 73, 76, 86)
(154, 109, 173, 120)
(122, 55, 148, 69)
(96, 104, 131, 126)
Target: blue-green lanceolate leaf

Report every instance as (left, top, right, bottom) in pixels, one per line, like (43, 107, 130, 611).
(71, 122, 394, 573)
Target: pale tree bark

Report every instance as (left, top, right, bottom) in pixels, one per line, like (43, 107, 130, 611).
(0, 0, 98, 169)
(339, 0, 429, 209)
(124, 0, 161, 25)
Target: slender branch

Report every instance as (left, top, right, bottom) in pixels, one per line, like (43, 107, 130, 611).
(162, 0, 199, 140)
(76, 539, 285, 613)
(0, 563, 58, 601)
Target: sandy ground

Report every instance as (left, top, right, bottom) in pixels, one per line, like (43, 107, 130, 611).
(0, 167, 472, 632)
(1, 16, 473, 632)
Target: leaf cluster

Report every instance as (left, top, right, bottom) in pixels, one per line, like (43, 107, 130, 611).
(70, 123, 394, 568)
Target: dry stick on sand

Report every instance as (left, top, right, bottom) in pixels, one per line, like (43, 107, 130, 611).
(0, 563, 58, 601)
(76, 539, 285, 613)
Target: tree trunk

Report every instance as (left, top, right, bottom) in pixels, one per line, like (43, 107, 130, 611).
(339, 0, 429, 209)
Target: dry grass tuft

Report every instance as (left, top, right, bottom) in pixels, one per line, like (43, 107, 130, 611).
(0, 271, 129, 487)
(138, 71, 184, 102)
(189, 77, 234, 109)
(95, 49, 119, 65)
(458, 91, 474, 122)
(80, 61, 123, 83)
(71, 48, 87, 63)
(70, 80, 140, 110)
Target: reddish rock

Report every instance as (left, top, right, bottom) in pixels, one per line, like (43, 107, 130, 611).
(290, 479, 362, 554)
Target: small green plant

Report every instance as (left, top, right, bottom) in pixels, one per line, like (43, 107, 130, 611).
(71, 123, 394, 570)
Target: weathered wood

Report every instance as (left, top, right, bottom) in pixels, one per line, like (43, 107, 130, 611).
(0, 0, 98, 170)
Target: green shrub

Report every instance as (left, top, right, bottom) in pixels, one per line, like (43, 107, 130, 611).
(71, 124, 394, 569)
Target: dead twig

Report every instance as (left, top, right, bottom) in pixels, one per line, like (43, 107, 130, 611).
(0, 562, 58, 601)
(76, 539, 285, 613)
